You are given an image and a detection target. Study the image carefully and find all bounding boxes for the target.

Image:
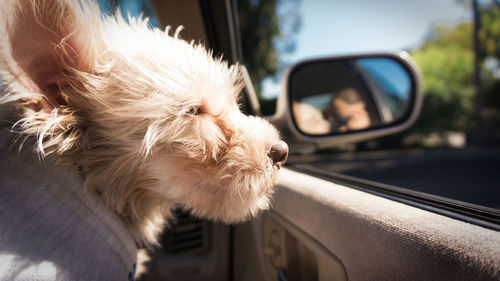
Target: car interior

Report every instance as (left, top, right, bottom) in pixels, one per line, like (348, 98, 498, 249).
(108, 1, 500, 281)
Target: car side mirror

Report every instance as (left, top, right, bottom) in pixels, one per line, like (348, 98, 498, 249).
(269, 52, 423, 153)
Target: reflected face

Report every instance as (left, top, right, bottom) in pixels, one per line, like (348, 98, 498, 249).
(332, 98, 371, 132)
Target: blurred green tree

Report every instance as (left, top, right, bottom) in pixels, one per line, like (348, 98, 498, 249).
(238, 0, 280, 93)
(479, 5, 500, 58)
(237, 0, 301, 115)
(480, 4, 500, 129)
(411, 22, 475, 134)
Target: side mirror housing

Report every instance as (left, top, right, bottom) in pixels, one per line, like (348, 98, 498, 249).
(268, 52, 423, 153)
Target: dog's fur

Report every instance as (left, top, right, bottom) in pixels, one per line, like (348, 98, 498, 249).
(0, 0, 285, 255)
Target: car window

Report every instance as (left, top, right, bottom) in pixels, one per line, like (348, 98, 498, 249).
(237, 0, 500, 210)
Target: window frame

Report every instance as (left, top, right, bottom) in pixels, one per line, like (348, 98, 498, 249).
(289, 164, 500, 231)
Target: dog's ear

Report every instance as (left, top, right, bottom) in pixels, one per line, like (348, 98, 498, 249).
(0, 0, 100, 112)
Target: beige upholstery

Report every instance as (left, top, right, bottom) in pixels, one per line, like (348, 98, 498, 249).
(234, 168, 500, 281)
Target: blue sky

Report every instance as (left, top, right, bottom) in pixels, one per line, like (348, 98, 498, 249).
(262, 0, 472, 98)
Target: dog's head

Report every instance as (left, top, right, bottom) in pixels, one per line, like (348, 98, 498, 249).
(0, 0, 287, 243)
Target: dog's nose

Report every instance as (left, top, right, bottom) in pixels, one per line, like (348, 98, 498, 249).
(269, 141, 288, 168)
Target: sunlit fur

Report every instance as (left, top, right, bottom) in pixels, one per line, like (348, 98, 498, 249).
(0, 0, 283, 250)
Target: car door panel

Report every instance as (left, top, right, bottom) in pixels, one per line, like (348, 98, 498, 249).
(233, 168, 500, 281)
(248, 212, 348, 281)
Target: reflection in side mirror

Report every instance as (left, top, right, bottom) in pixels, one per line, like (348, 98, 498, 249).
(290, 57, 413, 136)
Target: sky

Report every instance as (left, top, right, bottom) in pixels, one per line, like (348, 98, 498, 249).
(262, 0, 472, 99)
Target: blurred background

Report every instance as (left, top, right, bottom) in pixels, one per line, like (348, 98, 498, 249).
(237, 0, 500, 209)
(96, 0, 500, 209)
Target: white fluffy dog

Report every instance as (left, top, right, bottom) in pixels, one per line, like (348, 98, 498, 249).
(0, 0, 287, 278)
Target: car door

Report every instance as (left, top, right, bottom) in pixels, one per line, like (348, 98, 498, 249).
(232, 168, 500, 280)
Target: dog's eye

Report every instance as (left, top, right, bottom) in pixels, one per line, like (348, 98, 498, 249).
(187, 106, 201, 115)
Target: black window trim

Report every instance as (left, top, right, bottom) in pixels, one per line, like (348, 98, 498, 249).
(289, 164, 500, 231)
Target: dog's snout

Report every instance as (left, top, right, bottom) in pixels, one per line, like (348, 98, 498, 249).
(268, 141, 288, 168)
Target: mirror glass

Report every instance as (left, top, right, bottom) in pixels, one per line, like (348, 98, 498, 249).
(290, 57, 413, 135)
